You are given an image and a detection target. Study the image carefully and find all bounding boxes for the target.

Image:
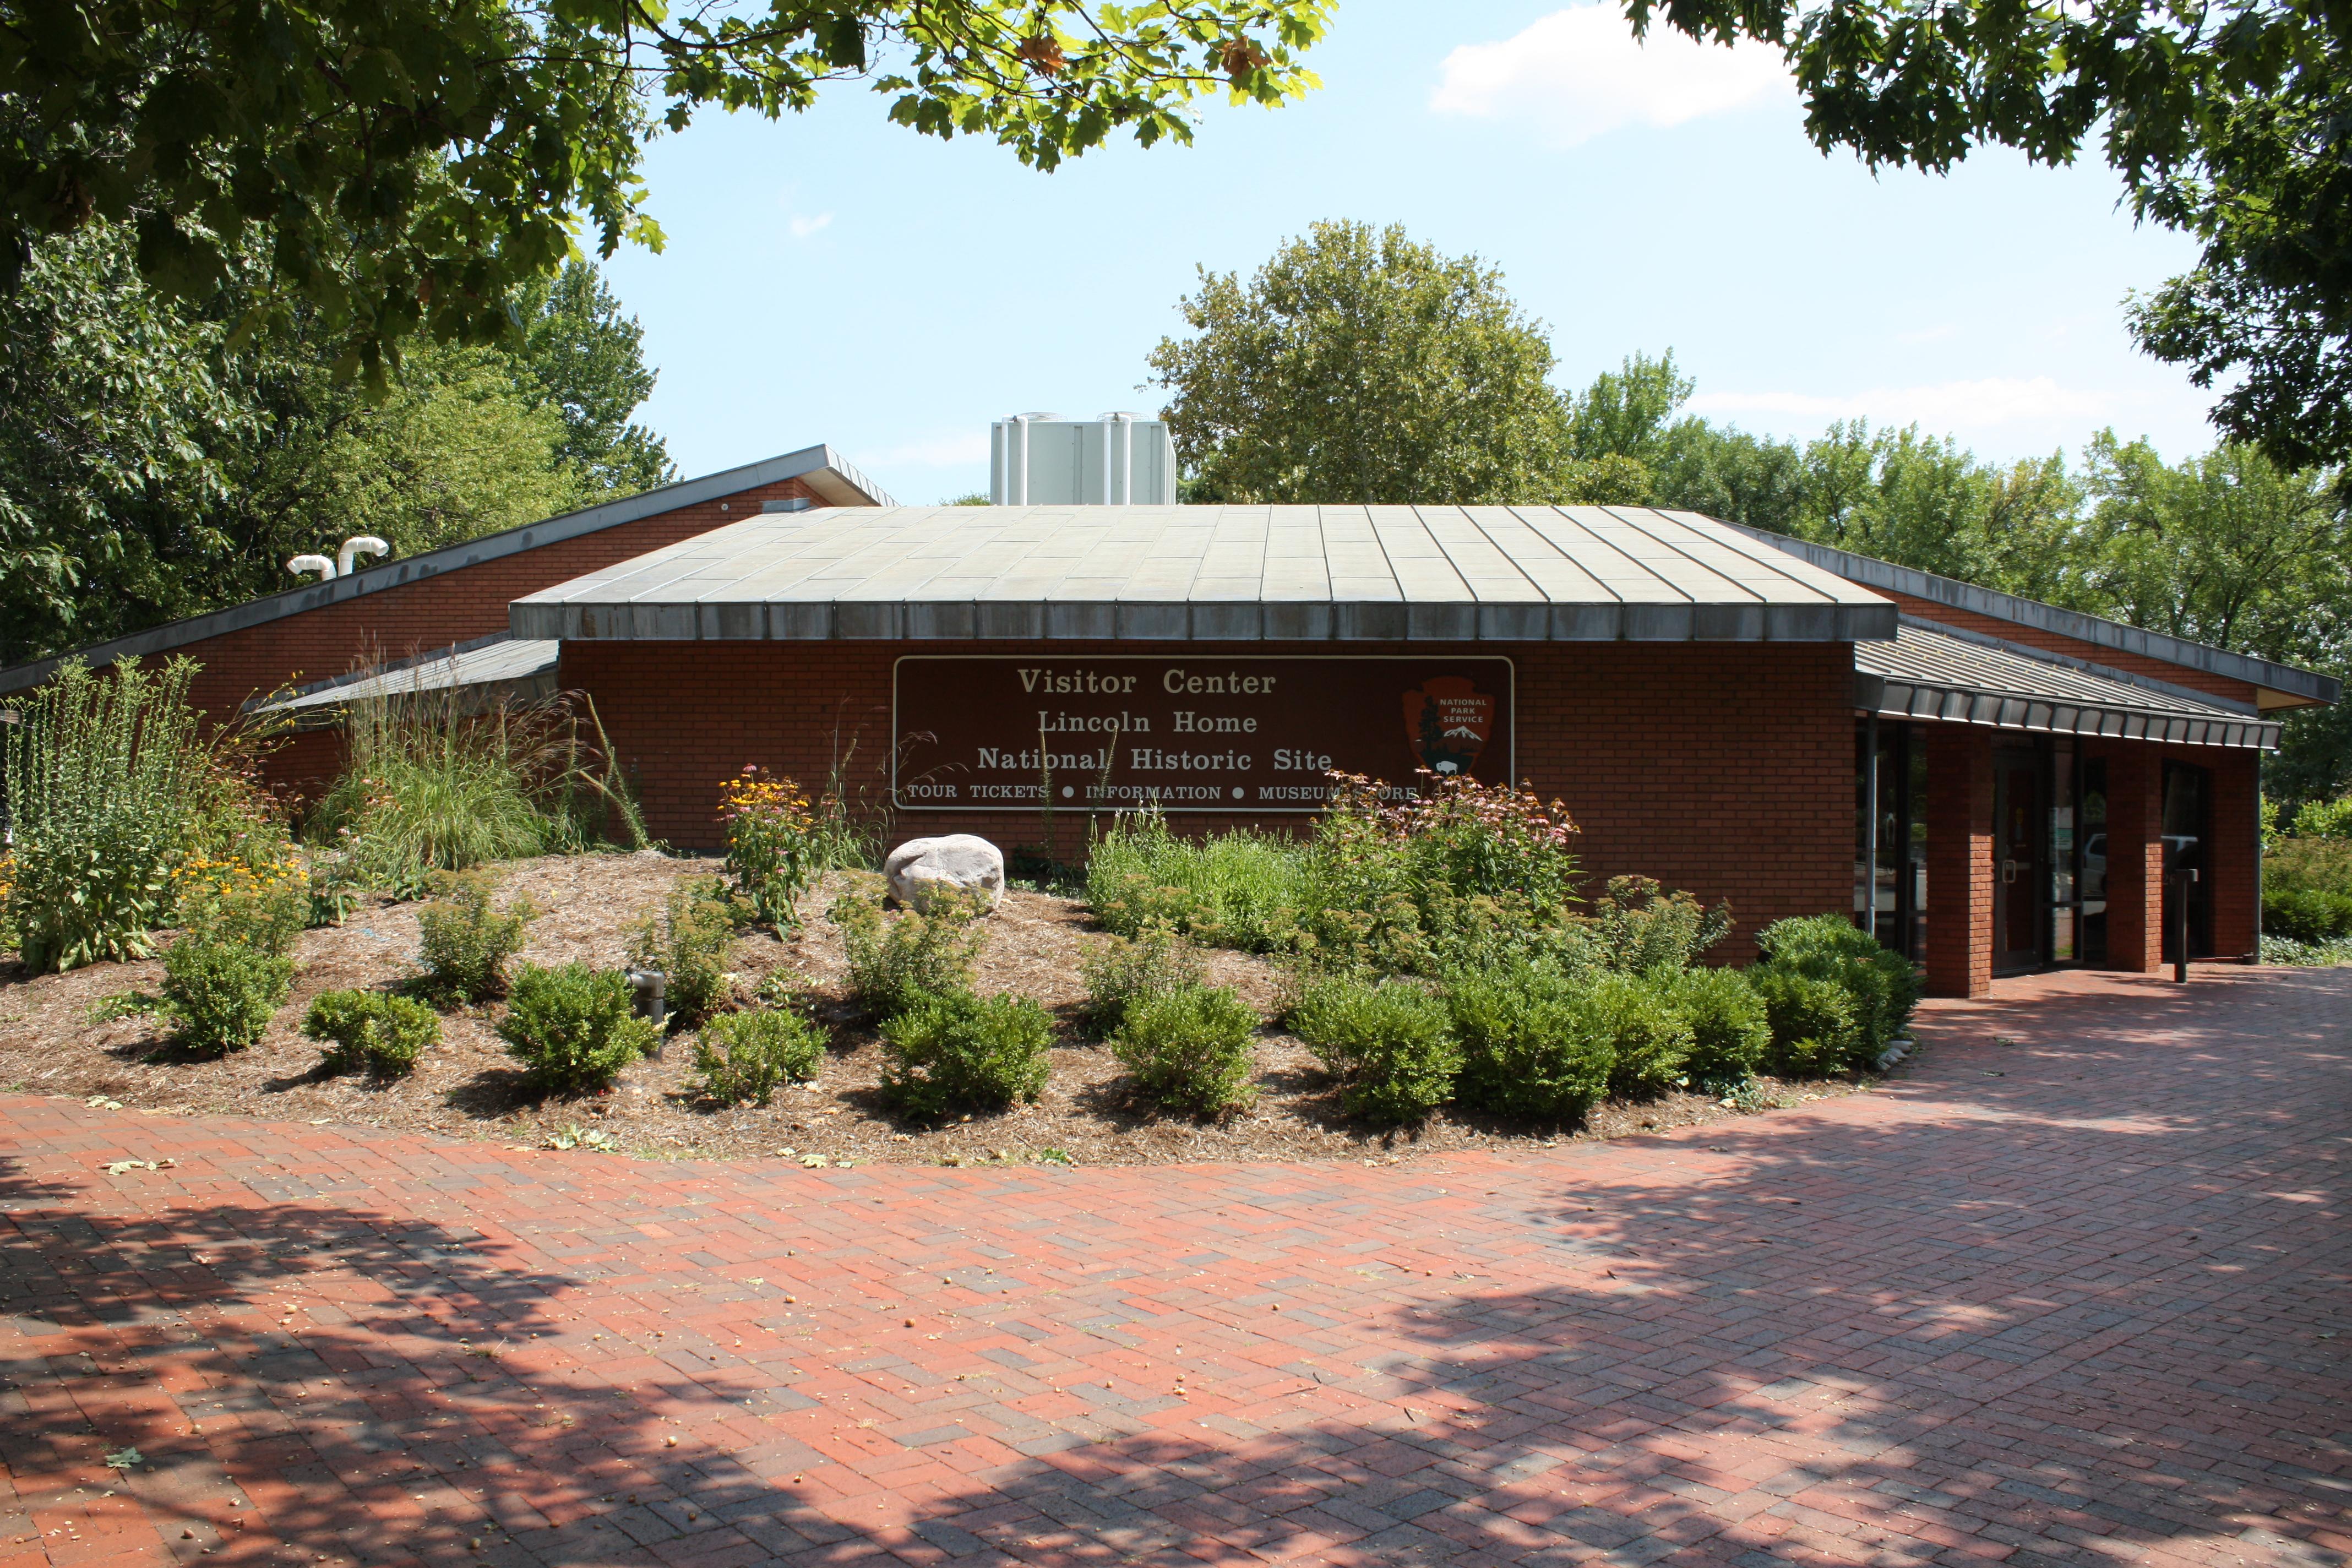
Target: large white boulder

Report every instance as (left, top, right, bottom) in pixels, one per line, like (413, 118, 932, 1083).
(884, 834, 1006, 912)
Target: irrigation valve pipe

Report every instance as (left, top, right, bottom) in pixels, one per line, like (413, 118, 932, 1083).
(627, 969, 669, 1055)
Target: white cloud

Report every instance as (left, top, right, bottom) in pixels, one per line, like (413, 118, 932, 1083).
(788, 211, 834, 239)
(1430, 6, 1792, 147)
(874, 432, 992, 467)
(1687, 377, 2122, 433)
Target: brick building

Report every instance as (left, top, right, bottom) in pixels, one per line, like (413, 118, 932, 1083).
(2, 471, 2334, 998)
(0, 445, 889, 794)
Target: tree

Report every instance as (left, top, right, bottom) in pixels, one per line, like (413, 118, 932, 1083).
(509, 264, 675, 496)
(1, 0, 1331, 375)
(1621, 0, 2352, 464)
(2124, 72, 2352, 469)
(0, 225, 667, 666)
(2074, 434, 2351, 665)
(1151, 221, 1580, 504)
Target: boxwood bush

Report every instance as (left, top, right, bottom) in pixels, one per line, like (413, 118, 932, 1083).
(1111, 983, 1260, 1116)
(1289, 974, 1461, 1124)
(1748, 966, 1864, 1075)
(303, 988, 440, 1076)
(1581, 972, 1696, 1098)
(1449, 965, 1611, 1122)
(689, 1008, 826, 1106)
(880, 988, 1054, 1118)
(498, 962, 658, 1092)
(1754, 914, 1920, 1063)
(163, 940, 295, 1056)
(2264, 886, 2352, 943)
(1658, 966, 1770, 1088)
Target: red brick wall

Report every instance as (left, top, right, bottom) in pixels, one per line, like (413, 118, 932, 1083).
(562, 638, 1860, 955)
(1889, 592, 2262, 706)
(2100, 745, 2165, 972)
(2205, 748, 2260, 960)
(1923, 726, 1995, 997)
(145, 478, 821, 736)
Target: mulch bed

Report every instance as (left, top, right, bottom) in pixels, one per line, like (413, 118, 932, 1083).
(0, 852, 1877, 1167)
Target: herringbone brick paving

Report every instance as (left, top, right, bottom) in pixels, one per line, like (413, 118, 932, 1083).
(1, 965, 2345, 1567)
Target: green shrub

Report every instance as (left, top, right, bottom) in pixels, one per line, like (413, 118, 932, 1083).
(1577, 876, 1733, 973)
(879, 988, 1054, 1118)
(1659, 966, 1770, 1087)
(1754, 913, 1882, 965)
(831, 887, 986, 1017)
(303, 989, 440, 1076)
(162, 939, 295, 1055)
(1754, 914, 1920, 1057)
(1112, 984, 1260, 1115)
(629, 875, 749, 1027)
(497, 962, 658, 1091)
(2267, 834, 2352, 897)
(1086, 809, 1306, 952)
(689, 1008, 826, 1106)
(2264, 885, 2352, 943)
(417, 871, 538, 1003)
(1749, 966, 1864, 1075)
(1289, 974, 1461, 1124)
(1, 657, 217, 973)
(1449, 965, 1611, 1122)
(1299, 774, 1582, 975)
(1080, 922, 1206, 1035)
(1578, 972, 1695, 1098)
(2290, 796, 2352, 840)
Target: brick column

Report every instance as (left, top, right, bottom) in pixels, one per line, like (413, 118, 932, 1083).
(2208, 749, 2260, 961)
(2103, 747, 2165, 972)
(1924, 725, 1994, 998)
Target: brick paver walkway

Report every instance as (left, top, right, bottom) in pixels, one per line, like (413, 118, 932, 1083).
(2, 965, 2347, 1568)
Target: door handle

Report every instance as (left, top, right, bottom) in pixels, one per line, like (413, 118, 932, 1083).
(2001, 859, 2017, 884)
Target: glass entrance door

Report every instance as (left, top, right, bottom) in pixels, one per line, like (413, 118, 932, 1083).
(1993, 748, 2045, 973)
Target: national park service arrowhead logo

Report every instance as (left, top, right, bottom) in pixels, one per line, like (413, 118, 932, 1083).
(1403, 677, 1495, 776)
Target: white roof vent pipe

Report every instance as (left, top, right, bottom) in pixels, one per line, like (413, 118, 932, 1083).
(339, 535, 389, 576)
(989, 413, 1175, 505)
(288, 554, 336, 582)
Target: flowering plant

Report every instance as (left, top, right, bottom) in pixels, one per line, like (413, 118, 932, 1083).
(1305, 770, 1582, 974)
(170, 852, 309, 956)
(718, 767, 821, 928)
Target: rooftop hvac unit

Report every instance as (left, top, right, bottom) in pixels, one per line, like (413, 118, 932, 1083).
(990, 412, 1175, 505)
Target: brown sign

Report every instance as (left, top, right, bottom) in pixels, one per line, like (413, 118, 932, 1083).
(892, 656, 1516, 812)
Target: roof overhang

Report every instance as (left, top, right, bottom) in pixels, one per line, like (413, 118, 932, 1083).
(509, 503, 1901, 644)
(0, 444, 891, 697)
(1725, 519, 2339, 710)
(249, 635, 562, 728)
(1858, 620, 2283, 750)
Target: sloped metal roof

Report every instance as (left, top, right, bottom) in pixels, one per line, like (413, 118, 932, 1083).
(254, 636, 561, 720)
(1729, 518, 2338, 710)
(509, 504, 1897, 643)
(0, 443, 890, 696)
(1859, 621, 2280, 749)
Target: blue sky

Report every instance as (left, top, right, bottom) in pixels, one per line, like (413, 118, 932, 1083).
(600, 0, 2217, 504)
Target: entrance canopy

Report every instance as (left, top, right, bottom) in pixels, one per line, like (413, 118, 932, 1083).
(1858, 620, 2278, 750)
(510, 504, 1897, 644)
